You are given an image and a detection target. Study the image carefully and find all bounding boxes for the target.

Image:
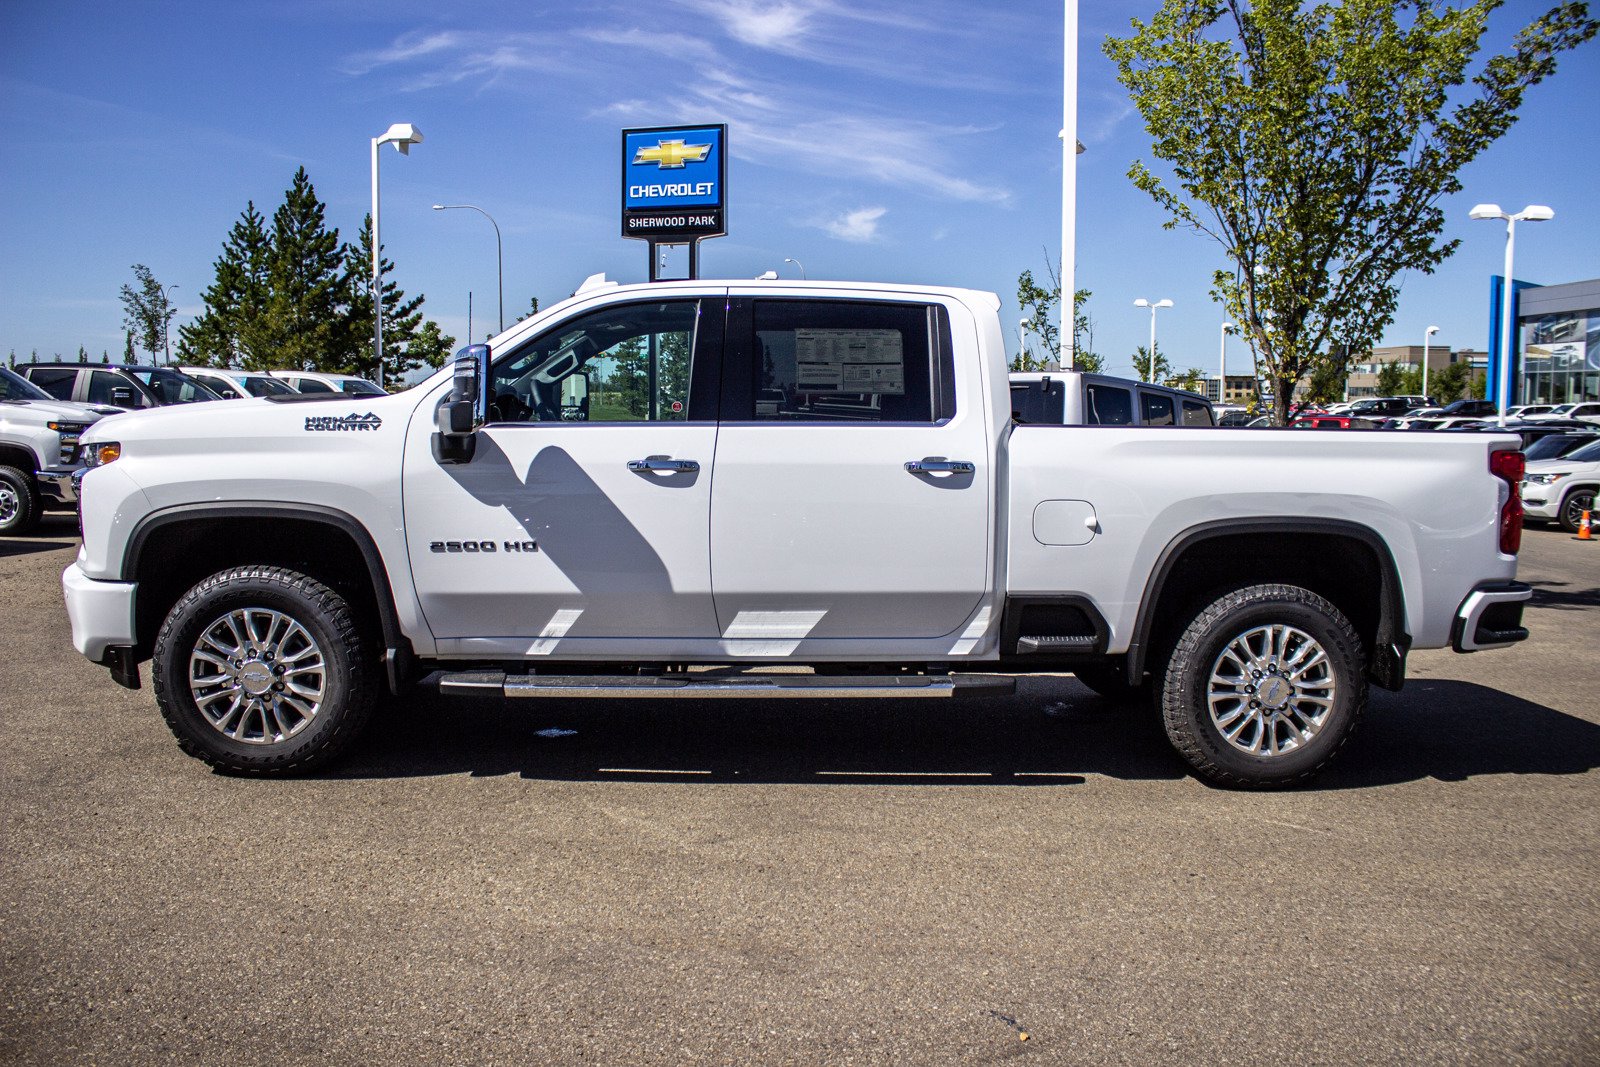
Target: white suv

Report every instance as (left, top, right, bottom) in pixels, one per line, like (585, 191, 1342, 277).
(180, 366, 298, 399)
(1521, 438, 1600, 532)
(267, 370, 385, 396)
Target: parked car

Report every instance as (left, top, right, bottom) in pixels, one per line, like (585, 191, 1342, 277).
(1521, 439, 1600, 532)
(1508, 404, 1558, 418)
(1009, 371, 1214, 426)
(1523, 401, 1600, 426)
(267, 370, 385, 396)
(21, 363, 221, 408)
(1217, 408, 1260, 427)
(1291, 415, 1379, 430)
(180, 366, 298, 399)
(0, 366, 121, 534)
(1343, 397, 1429, 419)
(1521, 430, 1600, 462)
(1439, 420, 1595, 450)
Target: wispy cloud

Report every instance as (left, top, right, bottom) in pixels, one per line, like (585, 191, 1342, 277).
(342, 30, 567, 90)
(821, 206, 885, 243)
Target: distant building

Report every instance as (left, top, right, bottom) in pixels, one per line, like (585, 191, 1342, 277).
(1512, 278, 1600, 405)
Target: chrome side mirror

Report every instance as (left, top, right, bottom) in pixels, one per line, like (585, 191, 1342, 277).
(433, 344, 491, 464)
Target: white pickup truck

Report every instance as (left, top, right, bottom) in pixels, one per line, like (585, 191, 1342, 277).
(1, 367, 118, 535)
(64, 278, 1532, 787)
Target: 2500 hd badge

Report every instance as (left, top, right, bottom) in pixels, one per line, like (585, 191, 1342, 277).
(429, 539, 539, 553)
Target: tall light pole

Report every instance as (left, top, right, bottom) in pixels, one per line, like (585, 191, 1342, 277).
(1134, 298, 1172, 383)
(1469, 203, 1553, 426)
(162, 284, 179, 366)
(433, 204, 503, 336)
(371, 123, 423, 385)
(1218, 322, 1235, 404)
(1018, 318, 1030, 367)
(1422, 325, 1439, 402)
(784, 257, 806, 279)
(1060, 0, 1080, 370)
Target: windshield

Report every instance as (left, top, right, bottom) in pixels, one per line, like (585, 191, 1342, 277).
(1565, 440, 1600, 463)
(1548, 404, 1577, 415)
(1524, 434, 1596, 460)
(242, 375, 296, 397)
(129, 368, 221, 404)
(0, 366, 54, 401)
(339, 379, 385, 396)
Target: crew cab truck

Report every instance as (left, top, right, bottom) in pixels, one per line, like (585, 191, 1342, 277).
(63, 278, 1532, 787)
(0, 367, 117, 535)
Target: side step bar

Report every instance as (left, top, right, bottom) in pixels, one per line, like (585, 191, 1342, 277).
(438, 670, 1016, 700)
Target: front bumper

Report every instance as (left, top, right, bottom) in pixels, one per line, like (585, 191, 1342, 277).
(1452, 581, 1532, 652)
(61, 561, 137, 662)
(1521, 488, 1560, 521)
(37, 466, 82, 506)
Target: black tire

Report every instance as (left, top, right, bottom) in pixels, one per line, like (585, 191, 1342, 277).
(1158, 583, 1366, 789)
(1072, 662, 1150, 704)
(0, 464, 41, 536)
(1558, 486, 1597, 534)
(152, 566, 376, 775)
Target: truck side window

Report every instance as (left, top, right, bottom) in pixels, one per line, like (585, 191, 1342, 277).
(1140, 391, 1175, 426)
(1085, 384, 1133, 426)
(25, 368, 77, 401)
(489, 301, 699, 424)
(748, 300, 951, 423)
(88, 371, 150, 408)
(1181, 399, 1213, 426)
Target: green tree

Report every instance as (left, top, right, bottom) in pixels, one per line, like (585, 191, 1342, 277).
(1105, 0, 1598, 425)
(514, 297, 541, 324)
(178, 201, 272, 368)
(122, 332, 135, 363)
(1431, 359, 1473, 402)
(1014, 268, 1059, 372)
(1304, 355, 1348, 406)
(343, 214, 431, 383)
(118, 264, 175, 362)
(1172, 366, 1206, 393)
(1133, 344, 1171, 383)
(1376, 360, 1404, 396)
(1398, 363, 1424, 396)
(263, 167, 349, 372)
(407, 320, 457, 375)
(76, 345, 88, 364)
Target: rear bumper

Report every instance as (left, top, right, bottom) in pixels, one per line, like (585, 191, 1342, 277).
(1451, 581, 1532, 652)
(61, 561, 137, 661)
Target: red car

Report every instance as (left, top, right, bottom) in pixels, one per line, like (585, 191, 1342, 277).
(1291, 415, 1379, 430)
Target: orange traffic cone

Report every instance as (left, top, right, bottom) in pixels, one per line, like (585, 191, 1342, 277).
(1577, 510, 1594, 542)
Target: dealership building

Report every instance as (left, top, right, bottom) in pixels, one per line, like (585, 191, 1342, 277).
(1506, 277, 1600, 405)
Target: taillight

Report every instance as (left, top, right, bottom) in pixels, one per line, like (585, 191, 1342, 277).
(1489, 448, 1524, 555)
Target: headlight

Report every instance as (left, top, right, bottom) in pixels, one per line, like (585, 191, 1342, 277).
(1523, 472, 1566, 485)
(84, 442, 122, 467)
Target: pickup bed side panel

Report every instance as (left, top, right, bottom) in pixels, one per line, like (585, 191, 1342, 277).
(1005, 427, 1519, 652)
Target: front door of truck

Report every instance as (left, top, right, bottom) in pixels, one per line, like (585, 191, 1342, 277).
(708, 294, 993, 642)
(403, 297, 725, 652)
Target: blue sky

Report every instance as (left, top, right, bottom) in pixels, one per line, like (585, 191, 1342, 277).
(2, 0, 1596, 381)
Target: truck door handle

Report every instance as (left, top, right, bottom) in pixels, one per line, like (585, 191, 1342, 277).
(904, 459, 975, 475)
(628, 456, 700, 474)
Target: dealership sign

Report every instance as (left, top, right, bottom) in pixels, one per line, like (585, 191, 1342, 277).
(621, 124, 727, 242)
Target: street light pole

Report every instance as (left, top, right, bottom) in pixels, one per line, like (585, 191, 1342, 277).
(1422, 325, 1439, 403)
(1469, 203, 1553, 427)
(371, 123, 423, 387)
(1134, 298, 1172, 383)
(784, 257, 806, 279)
(162, 284, 179, 366)
(434, 204, 504, 336)
(1218, 322, 1235, 404)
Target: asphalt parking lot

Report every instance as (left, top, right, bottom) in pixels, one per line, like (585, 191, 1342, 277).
(2, 517, 1597, 1065)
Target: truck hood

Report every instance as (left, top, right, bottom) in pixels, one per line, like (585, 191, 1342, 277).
(79, 389, 410, 447)
(0, 397, 124, 422)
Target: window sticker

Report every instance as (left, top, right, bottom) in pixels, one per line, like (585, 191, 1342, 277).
(793, 329, 905, 395)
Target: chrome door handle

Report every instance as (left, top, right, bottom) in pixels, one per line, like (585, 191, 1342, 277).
(628, 457, 700, 473)
(904, 459, 975, 475)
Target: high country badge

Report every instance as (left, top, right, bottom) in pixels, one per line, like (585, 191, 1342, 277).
(305, 412, 382, 432)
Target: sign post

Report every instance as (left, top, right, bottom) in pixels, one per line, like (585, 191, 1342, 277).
(621, 124, 727, 280)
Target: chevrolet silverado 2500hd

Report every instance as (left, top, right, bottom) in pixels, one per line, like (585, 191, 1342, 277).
(63, 278, 1532, 786)
(0, 367, 119, 535)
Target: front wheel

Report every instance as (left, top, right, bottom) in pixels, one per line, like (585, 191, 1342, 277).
(1158, 584, 1366, 788)
(152, 566, 377, 775)
(1559, 486, 1597, 534)
(0, 465, 41, 536)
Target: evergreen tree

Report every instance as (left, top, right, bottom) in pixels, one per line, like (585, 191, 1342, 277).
(514, 296, 541, 324)
(263, 167, 349, 371)
(343, 214, 428, 383)
(77, 345, 88, 364)
(122, 332, 135, 363)
(178, 201, 272, 368)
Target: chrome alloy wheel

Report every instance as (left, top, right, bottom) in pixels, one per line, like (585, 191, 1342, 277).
(1206, 623, 1336, 757)
(0, 482, 18, 525)
(187, 607, 327, 744)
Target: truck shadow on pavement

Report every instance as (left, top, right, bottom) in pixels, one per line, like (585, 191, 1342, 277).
(330, 677, 1600, 790)
(1526, 578, 1600, 611)
(0, 520, 78, 558)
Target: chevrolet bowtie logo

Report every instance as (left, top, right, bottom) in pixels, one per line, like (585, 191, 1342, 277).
(633, 139, 711, 169)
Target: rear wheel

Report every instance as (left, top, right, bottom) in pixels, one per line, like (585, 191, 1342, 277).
(0, 465, 40, 536)
(1158, 584, 1366, 788)
(152, 566, 376, 774)
(1558, 486, 1597, 534)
